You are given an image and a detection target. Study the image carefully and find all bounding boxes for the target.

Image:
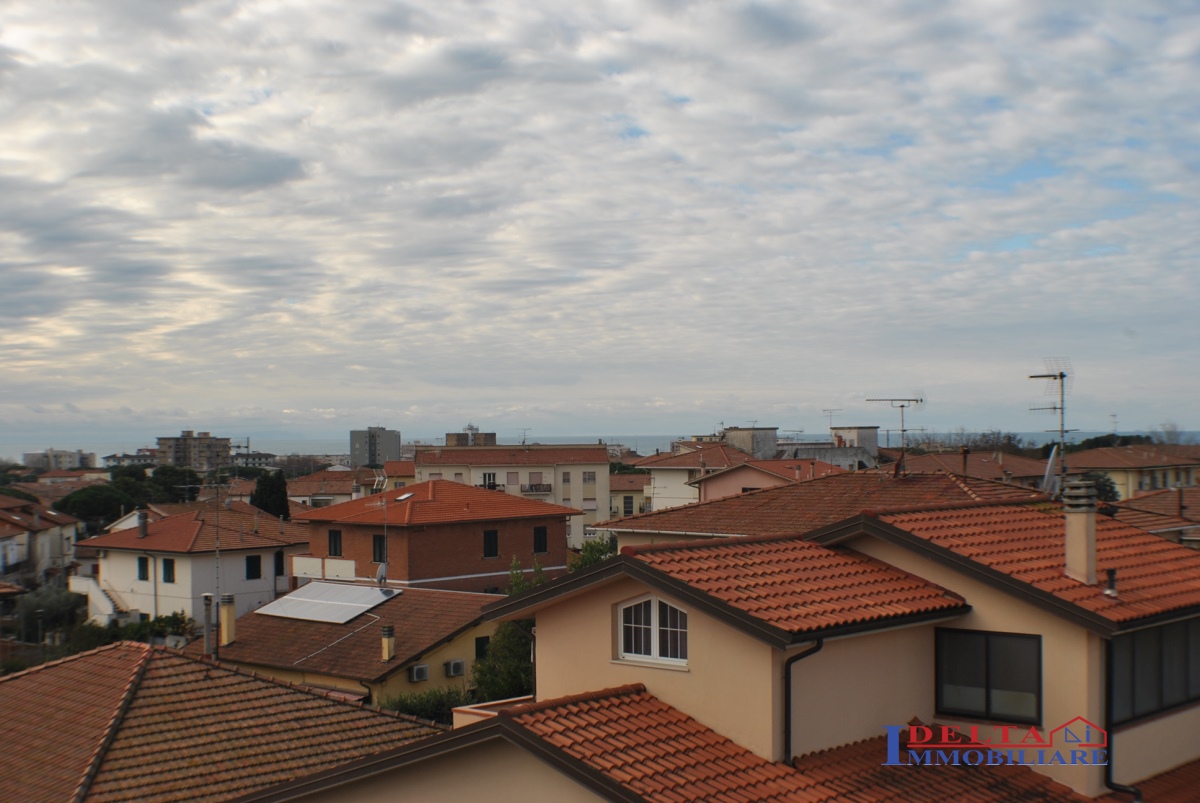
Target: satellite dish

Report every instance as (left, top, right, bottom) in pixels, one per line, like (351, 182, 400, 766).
(376, 562, 388, 586)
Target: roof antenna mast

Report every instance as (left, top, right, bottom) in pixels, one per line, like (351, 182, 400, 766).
(866, 398, 923, 474)
(1028, 358, 1075, 496)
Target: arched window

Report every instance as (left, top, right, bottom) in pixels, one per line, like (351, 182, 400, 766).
(619, 596, 688, 664)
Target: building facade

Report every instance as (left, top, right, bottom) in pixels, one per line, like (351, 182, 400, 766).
(156, 430, 233, 473)
(350, 427, 403, 467)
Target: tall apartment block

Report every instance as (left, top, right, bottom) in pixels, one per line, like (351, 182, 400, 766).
(156, 430, 232, 473)
(350, 427, 403, 467)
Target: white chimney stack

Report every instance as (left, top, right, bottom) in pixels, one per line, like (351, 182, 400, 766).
(1063, 480, 1098, 585)
(219, 594, 236, 646)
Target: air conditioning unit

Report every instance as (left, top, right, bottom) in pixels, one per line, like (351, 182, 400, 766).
(444, 659, 465, 678)
(408, 664, 429, 682)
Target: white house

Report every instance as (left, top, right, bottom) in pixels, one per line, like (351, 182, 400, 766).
(70, 502, 309, 624)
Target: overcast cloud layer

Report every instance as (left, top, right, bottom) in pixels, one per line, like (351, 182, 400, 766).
(2, 1, 1198, 452)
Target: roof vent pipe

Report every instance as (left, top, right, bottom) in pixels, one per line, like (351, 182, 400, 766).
(202, 593, 214, 657)
(219, 594, 236, 647)
(1104, 568, 1118, 599)
(138, 510, 149, 538)
(382, 625, 395, 662)
(1063, 480, 1098, 585)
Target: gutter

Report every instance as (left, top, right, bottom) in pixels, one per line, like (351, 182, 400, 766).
(782, 640, 823, 763)
(1104, 638, 1143, 801)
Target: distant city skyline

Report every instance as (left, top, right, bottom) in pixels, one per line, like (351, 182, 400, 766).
(2, 4, 1197, 458)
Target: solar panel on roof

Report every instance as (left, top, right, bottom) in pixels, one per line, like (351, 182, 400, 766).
(255, 581, 398, 623)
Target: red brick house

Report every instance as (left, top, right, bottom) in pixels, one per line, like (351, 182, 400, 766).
(291, 479, 580, 593)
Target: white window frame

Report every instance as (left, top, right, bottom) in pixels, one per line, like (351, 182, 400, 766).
(617, 595, 688, 666)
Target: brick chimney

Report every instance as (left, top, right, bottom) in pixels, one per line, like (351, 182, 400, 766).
(219, 594, 236, 646)
(1063, 480, 1098, 585)
(381, 624, 395, 662)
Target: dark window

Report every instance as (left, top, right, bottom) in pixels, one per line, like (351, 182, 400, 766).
(274, 550, 284, 577)
(483, 530, 499, 558)
(328, 529, 342, 557)
(936, 629, 1041, 724)
(475, 636, 491, 660)
(533, 526, 548, 554)
(1112, 619, 1200, 725)
(246, 555, 262, 580)
(137, 556, 149, 582)
(373, 534, 387, 563)
(162, 558, 176, 584)
(623, 495, 634, 516)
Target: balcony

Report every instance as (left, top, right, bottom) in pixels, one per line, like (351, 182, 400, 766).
(521, 483, 553, 494)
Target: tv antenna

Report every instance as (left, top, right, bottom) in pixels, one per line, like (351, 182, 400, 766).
(517, 428, 531, 445)
(866, 398, 923, 468)
(365, 492, 414, 584)
(821, 409, 843, 430)
(1028, 358, 1075, 494)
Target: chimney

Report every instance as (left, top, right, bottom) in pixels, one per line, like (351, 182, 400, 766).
(382, 624, 395, 662)
(219, 594, 236, 646)
(138, 510, 149, 538)
(1063, 480, 1098, 585)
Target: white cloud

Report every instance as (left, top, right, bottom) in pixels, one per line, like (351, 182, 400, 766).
(1, 0, 1198, 455)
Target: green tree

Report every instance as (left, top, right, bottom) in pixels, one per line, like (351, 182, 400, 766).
(380, 686, 473, 725)
(54, 485, 136, 531)
(147, 466, 203, 502)
(569, 535, 617, 572)
(250, 471, 290, 520)
(610, 462, 649, 475)
(471, 557, 542, 702)
(15, 585, 86, 642)
(1082, 471, 1120, 503)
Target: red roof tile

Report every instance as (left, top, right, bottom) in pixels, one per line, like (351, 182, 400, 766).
(634, 443, 752, 470)
(623, 535, 968, 636)
(507, 685, 1086, 802)
(199, 585, 493, 682)
(610, 474, 651, 492)
(599, 472, 1043, 535)
(415, 445, 609, 466)
(383, 460, 415, 476)
(288, 468, 386, 497)
(1115, 487, 1200, 523)
(294, 479, 579, 526)
(874, 502, 1200, 624)
(892, 451, 1053, 480)
(1065, 446, 1200, 470)
(0, 643, 439, 802)
(80, 501, 305, 554)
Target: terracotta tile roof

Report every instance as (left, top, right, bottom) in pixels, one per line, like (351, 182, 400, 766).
(288, 468, 386, 497)
(415, 445, 609, 466)
(39, 468, 101, 479)
(895, 451, 1053, 480)
(622, 535, 968, 637)
(294, 479, 579, 526)
(197, 585, 493, 682)
(598, 472, 1043, 535)
(1105, 505, 1199, 535)
(383, 460, 415, 476)
(1101, 754, 1200, 802)
(870, 502, 1200, 626)
(0, 642, 439, 802)
(506, 685, 1086, 802)
(1115, 487, 1200, 523)
(79, 501, 304, 554)
(0, 497, 80, 534)
(9, 479, 106, 505)
(609, 474, 651, 492)
(790, 735, 1088, 802)
(1065, 446, 1200, 470)
(633, 443, 752, 470)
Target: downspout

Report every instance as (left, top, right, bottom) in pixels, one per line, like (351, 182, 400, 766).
(1104, 638, 1143, 801)
(782, 639, 823, 763)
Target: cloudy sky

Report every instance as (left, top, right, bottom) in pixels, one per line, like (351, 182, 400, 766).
(2, 1, 1198, 455)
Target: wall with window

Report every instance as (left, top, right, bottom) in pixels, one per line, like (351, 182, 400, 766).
(843, 535, 1106, 797)
(532, 576, 782, 762)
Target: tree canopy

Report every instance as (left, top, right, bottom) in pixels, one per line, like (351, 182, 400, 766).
(250, 471, 290, 520)
(54, 485, 136, 531)
(471, 557, 542, 702)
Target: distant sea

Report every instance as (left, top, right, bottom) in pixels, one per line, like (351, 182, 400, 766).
(7, 431, 1193, 465)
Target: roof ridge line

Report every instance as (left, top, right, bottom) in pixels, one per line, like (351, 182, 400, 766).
(72, 642, 153, 802)
(0, 641, 132, 683)
(866, 496, 1051, 517)
(501, 683, 647, 718)
(621, 530, 804, 555)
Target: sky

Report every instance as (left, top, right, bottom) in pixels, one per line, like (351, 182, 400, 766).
(2, 1, 1198, 457)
